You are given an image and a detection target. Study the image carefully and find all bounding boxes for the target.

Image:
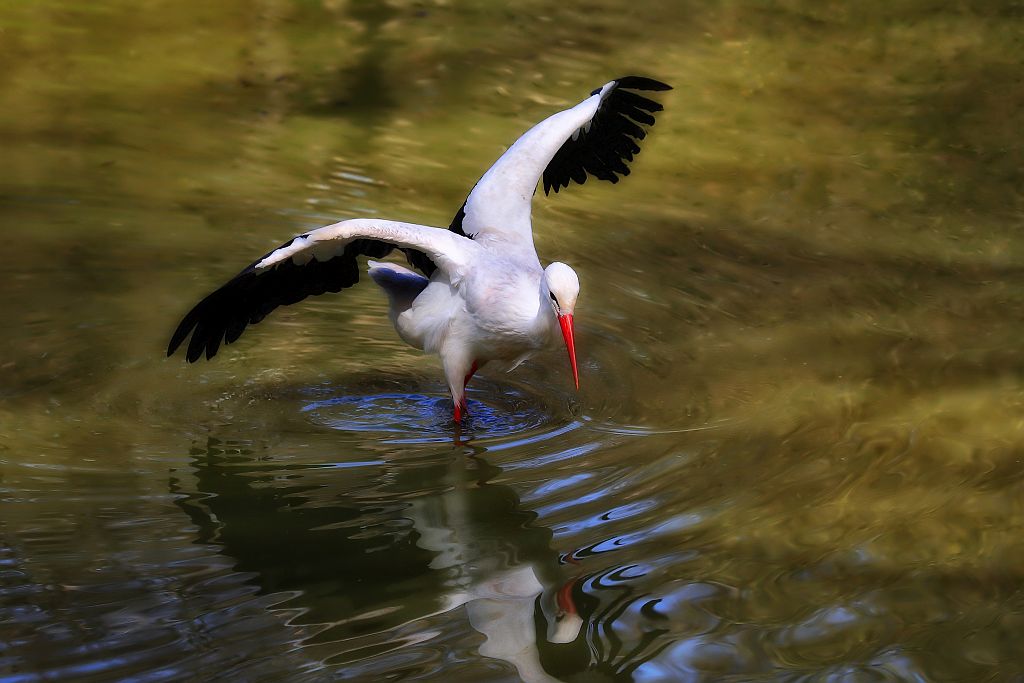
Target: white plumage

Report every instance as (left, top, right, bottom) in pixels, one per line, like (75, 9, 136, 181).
(168, 76, 670, 421)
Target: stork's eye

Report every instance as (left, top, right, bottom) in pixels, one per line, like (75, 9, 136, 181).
(550, 292, 558, 303)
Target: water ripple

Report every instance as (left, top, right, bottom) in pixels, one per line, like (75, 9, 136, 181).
(299, 378, 562, 446)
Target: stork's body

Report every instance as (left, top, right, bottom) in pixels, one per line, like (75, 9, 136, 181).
(167, 76, 670, 421)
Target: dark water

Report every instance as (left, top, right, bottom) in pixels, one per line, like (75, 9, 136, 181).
(2, 1, 1024, 681)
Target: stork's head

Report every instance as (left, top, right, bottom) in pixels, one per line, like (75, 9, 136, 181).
(542, 262, 580, 390)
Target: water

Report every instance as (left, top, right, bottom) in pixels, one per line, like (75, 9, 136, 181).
(2, 0, 1023, 680)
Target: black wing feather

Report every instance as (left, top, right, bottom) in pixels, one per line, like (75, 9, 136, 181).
(167, 237, 438, 362)
(542, 76, 671, 195)
(614, 76, 672, 92)
(614, 89, 665, 113)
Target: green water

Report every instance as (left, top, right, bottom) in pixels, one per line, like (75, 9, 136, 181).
(2, 1, 1023, 680)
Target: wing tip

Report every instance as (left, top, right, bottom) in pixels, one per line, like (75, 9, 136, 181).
(168, 330, 221, 363)
(167, 320, 193, 359)
(167, 294, 227, 363)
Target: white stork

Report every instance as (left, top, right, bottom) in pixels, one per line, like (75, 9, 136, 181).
(167, 76, 671, 421)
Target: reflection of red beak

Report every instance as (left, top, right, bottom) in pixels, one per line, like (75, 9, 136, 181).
(558, 314, 579, 390)
(556, 576, 580, 616)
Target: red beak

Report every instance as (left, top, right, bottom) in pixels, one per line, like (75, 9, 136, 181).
(558, 313, 579, 390)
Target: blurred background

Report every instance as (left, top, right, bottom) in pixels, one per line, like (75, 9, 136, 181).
(1, 1, 1023, 680)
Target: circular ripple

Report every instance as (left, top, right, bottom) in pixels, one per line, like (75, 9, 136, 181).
(300, 377, 562, 445)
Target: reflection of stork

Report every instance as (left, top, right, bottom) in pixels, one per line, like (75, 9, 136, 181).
(167, 77, 670, 421)
(172, 437, 583, 680)
(404, 475, 583, 682)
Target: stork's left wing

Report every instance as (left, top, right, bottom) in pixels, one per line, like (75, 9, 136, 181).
(453, 76, 671, 252)
(167, 219, 478, 363)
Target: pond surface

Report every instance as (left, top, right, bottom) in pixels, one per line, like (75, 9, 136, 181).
(2, 1, 1023, 681)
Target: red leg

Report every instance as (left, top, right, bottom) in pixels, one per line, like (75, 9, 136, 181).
(450, 360, 478, 424)
(463, 360, 479, 389)
(451, 360, 478, 423)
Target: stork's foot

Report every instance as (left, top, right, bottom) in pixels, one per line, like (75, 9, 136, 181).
(453, 398, 468, 423)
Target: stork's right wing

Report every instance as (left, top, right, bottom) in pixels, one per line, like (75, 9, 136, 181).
(451, 76, 671, 252)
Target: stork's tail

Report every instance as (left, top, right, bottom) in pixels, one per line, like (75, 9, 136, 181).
(367, 260, 429, 312)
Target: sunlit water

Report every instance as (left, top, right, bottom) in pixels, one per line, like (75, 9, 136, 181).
(2, 1, 1023, 681)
